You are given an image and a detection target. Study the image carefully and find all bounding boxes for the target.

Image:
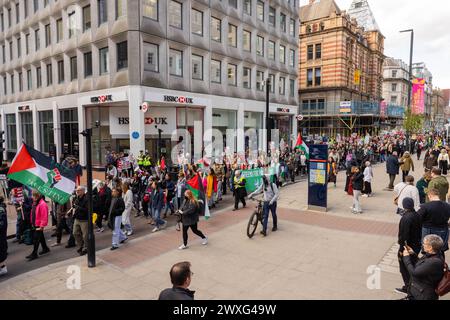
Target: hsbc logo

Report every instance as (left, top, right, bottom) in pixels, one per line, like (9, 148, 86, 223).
(163, 95, 194, 104)
(91, 95, 113, 103)
(145, 117, 168, 125)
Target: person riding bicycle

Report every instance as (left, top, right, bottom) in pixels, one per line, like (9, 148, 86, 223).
(248, 175, 280, 237)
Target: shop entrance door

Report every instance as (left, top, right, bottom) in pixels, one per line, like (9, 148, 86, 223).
(145, 138, 173, 164)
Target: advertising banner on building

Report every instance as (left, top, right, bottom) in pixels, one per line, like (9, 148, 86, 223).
(411, 78, 426, 114)
(340, 101, 352, 114)
(380, 101, 387, 119)
(354, 69, 361, 85)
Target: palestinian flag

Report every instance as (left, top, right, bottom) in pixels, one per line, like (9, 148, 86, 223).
(7, 144, 76, 205)
(186, 173, 211, 220)
(295, 133, 310, 159)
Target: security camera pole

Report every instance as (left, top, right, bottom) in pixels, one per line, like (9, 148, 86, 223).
(81, 128, 96, 268)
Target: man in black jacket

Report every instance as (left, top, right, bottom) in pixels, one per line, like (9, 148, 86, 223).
(395, 197, 423, 295)
(402, 234, 445, 300)
(159, 261, 195, 300)
(94, 181, 112, 233)
(72, 186, 89, 256)
(386, 151, 402, 190)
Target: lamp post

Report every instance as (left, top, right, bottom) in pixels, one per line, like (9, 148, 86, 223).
(400, 29, 414, 152)
(263, 78, 271, 155)
(80, 128, 96, 268)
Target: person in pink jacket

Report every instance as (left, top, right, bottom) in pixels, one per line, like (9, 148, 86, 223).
(26, 191, 50, 261)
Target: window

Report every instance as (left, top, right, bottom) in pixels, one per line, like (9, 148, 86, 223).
(17, 37, 21, 57)
(1, 45, 4, 63)
(390, 96, 397, 104)
(7, 8, 11, 27)
(279, 77, 285, 95)
(84, 52, 92, 77)
(169, 1, 182, 29)
(45, 24, 51, 47)
(310, 100, 316, 110)
(98, 0, 108, 25)
(268, 6, 275, 27)
(243, 30, 251, 51)
(315, 44, 322, 59)
(57, 60, 64, 83)
(57, 18, 63, 42)
(289, 49, 295, 67)
(99, 47, 109, 74)
(46, 63, 52, 86)
(289, 18, 295, 37)
(36, 66, 42, 87)
(69, 11, 76, 37)
(302, 100, 309, 111)
(117, 41, 128, 70)
(228, 24, 237, 47)
(24, 0, 28, 18)
(18, 72, 23, 92)
(70, 56, 77, 80)
(307, 69, 313, 86)
(392, 70, 397, 78)
(3, 76, 6, 94)
(143, 0, 158, 20)
(191, 54, 203, 80)
(279, 45, 285, 64)
(35, 28, 40, 51)
(34, 0, 39, 13)
(244, 0, 251, 15)
(211, 60, 221, 83)
(257, 0, 264, 21)
(269, 74, 275, 93)
(11, 74, 14, 93)
(256, 36, 264, 56)
(315, 68, 321, 86)
(229, 0, 237, 8)
(0, 13, 3, 32)
(6, 114, 17, 152)
(256, 71, 264, 91)
(307, 44, 313, 60)
(391, 83, 397, 91)
(192, 9, 203, 36)
(290, 79, 295, 97)
(169, 49, 183, 76)
(25, 33, 30, 54)
(280, 13, 286, 32)
(15, 3, 20, 24)
(83, 5, 91, 31)
(39, 111, 54, 153)
(27, 69, 32, 90)
(9, 41, 13, 61)
(116, 0, 127, 18)
(227, 64, 237, 86)
(211, 17, 221, 42)
(144, 42, 159, 72)
(243, 67, 251, 89)
(318, 99, 325, 110)
(268, 41, 275, 60)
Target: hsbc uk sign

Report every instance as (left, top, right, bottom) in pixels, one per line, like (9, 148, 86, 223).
(118, 117, 168, 125)
(163, 95, 194, 104)
(91, 95, 113, 103)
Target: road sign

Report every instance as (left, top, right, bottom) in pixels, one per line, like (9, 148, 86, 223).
(141, 102, 149, 113)
(296, 115, 304, 121)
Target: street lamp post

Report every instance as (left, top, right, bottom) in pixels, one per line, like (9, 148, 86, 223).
(264, 78, 271, 155)
(400, 29, 414, 152)
(80, 128, 96, 268)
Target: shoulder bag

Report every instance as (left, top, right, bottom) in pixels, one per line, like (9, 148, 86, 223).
(394, 185, 408, 206)
(436, 263, 450, 297)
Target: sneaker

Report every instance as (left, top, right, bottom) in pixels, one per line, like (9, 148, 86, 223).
(51, 242, 61, 247)
(272, 226, 278, 232)
(232, 208, 238, 212)
(126, 231, 133, 236)
(79, 249, 88, 256)
(26, 254, 38, 261)
(120, 238, 128, 244)
(77, 248, 83, 254)
(394, 287, 408, 295)
(176, 225, 181, 232)
(0, 265, 7, 276)
(110, 246, 119, 251)
(362, 194, 369, 198)
(152, 227, 160, 233)
(96, 228, 105, 233)
(39, 248, 50, 255)
(201, 237, 208, 245)
(160, 221, 168, 229)
(178, 244, 188, 250)
(260, 230, 267, 237)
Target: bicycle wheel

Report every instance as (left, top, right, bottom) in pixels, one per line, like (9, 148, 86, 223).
(247, 211, 259, 238)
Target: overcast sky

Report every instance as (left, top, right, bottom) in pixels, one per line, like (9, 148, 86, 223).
(300, 0, 450, 89)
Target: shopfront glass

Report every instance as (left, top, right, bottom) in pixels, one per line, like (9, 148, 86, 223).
(20, 112, 34, 147)
(176, 107, 204, 162)
(244, 111, 263, 155)
(60, 109, 79, 158)
(271, 114, 292, 147)
(212, 109, 237, 153)
(85, 106, 111, 167)
(6, 114, 17, 161)
(39, 111, 54, 154)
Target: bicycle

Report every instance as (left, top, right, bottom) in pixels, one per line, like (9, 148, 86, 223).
(246, 198, 264, 238)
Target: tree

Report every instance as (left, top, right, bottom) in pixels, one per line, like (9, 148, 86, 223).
(403, 108, 424, 134)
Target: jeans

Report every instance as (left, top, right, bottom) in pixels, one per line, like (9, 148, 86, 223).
(216, 181, 223, 201)
(112, 216, 127, 247)
(262, 201, 278, 232)
(165, 196, 175, 214)
(380, 154, 386, 163)
(422, 227, 449, 252)
(152, 207, 165, 227)
(352, 190, 362, 212)
(123, 223, 133, 234)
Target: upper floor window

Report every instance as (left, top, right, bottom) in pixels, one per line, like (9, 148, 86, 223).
(46, 63, 53, 86)
(268, 41, 275, 60)
(116, 0, 127, 19)
(68, 11, 76, 37)
(243, 67, 251, 89)
(34, 0, 39, 13)
(289, 49, 295, 68)
(35, 28, 40, 51)
(192, 54, 203, 80)
(144, 42, 159, 72)
(191, 9, 203, 36)
(244, 0, 251, 15)
(391, 83, 397, 92)
(280, 45, 286, 64)
(257, 1, 264, 21)
(211, 17, 221, 42)
(307, 45, 313, 60)
(229, 0, 238, 8)
(392, 70, 397, 78)
(169, 49, 183, 76)
(83, 5, 91, 32)
(280, 13, 286, 32)
(99, 47, 109, 74)
(268, 6, 275, 27)
(243, 30, 251, 52)
(307, 69, 313, 87)
(289, 19, 295, 37)
(84, 51, 93, 77)
(45, 24, 51, 47)
(169, 1, 182, 29)
(117, 41, 128, 70)
(70, 56, 78, 80)
(315, 68, 321, 86)
(56, 18, 63, 42)
(315, 44, 322, 59)
(98, 0, 108, 26)
(228, 24, 237, 48)
(15, 2, 20, 24)
(211, 60, 221, 83)
(143, 0, 158, 20)
(57, 60, 64, 84)
(256, 36, 264, 56)
(228, 64, 237, 86)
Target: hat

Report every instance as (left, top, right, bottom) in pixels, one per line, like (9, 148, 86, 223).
(402, 197, 415, 211)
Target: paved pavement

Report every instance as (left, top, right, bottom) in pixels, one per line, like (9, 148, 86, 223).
(0, 160, 449, 300)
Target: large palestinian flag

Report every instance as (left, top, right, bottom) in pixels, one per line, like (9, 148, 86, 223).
(295, 133, 310, 159)
(186, 173, 211, 220)
(7, 144, 76, 204)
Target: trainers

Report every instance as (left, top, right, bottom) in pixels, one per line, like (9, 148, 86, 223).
(26, 254, 38, 261)
(395, 287, 408, 295)
(178, 244, 188, 250)
(272, 226, 278, 232)
(96, 228, 104, 233)
(0, 265, 7, 276)
(152, 227, 160, 233)
(126, 231, 133, 236)
(110, 246, 119, 251)
(39, 248, 50, 255)
(120, 238, 128, 244)
(51, 243, 61, 247)
(160, 221, 168, 229)
(79, 249, 88, 256)
(201, 237, 208, 245)
(260, 230, 267, 237)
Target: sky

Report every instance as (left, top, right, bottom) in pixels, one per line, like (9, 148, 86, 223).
(300, 0, 450, 89)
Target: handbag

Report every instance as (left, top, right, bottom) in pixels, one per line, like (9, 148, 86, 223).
(436, 263, 450, 297)
(394, 185, 408, 206)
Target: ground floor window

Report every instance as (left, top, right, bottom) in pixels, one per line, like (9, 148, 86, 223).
(85, 106, 112, 167)
(6, 113, 17, 161)
(39, 111, 54, 154)
(212, 109, 237, 154)
(60, 109, 79, 159)
(176, 107, 204, 161)
(244, 111, 263, 154)
(271, 114, 292, 146)
(20, 112, 34, 147)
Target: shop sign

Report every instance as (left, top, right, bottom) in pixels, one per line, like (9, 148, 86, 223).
(296, 115, 304, 121)
(141, 102, 149, 113)
(18, 105, 31, 111)
(144, 117, 168, 125)
(91, 95, 113, 103)
(163, 95, 194, 104)
(339, 101, 352, 113)
(276, 108, 290, 113)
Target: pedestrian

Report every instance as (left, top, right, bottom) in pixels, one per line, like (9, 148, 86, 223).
(177, 190, 208, 250)
(418, 188, 450, 252)
(362, 161, 373, 197)
(0, 197, 8, 276)
(26, 191, 50, 261)
(72, 186, 89, 256)
(248, 175, 280, 237)
(438, 149, 450, 176)
(50, 201, 71, 247)
(394, 175, 421, 215)
(386, 151, 402, 190)
(121, 182, 134, 236)
(159, 261, 195, 300)
(206, 168, 217, 210)
(162, 173, 176, 218)
(400, 151, 414, 183)
(327, 157, 337, 188)
(351, 167, 364, 214)
(213, 160, 224, 202)
(108, 188, 128, 250)
(401, 234, 445, 300)
(106, 163, 118, 179)
(416, 171, 432, 204)
(151, 181, 167, 233)
(232, 170, 247, 211)
(95, 181, 112, 232)
(427, 167, 449, 202)
(395, 197, 423, 295)
(423, 152, 438, 171)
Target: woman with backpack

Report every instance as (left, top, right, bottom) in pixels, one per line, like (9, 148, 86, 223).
(177, 190, 208, 250)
